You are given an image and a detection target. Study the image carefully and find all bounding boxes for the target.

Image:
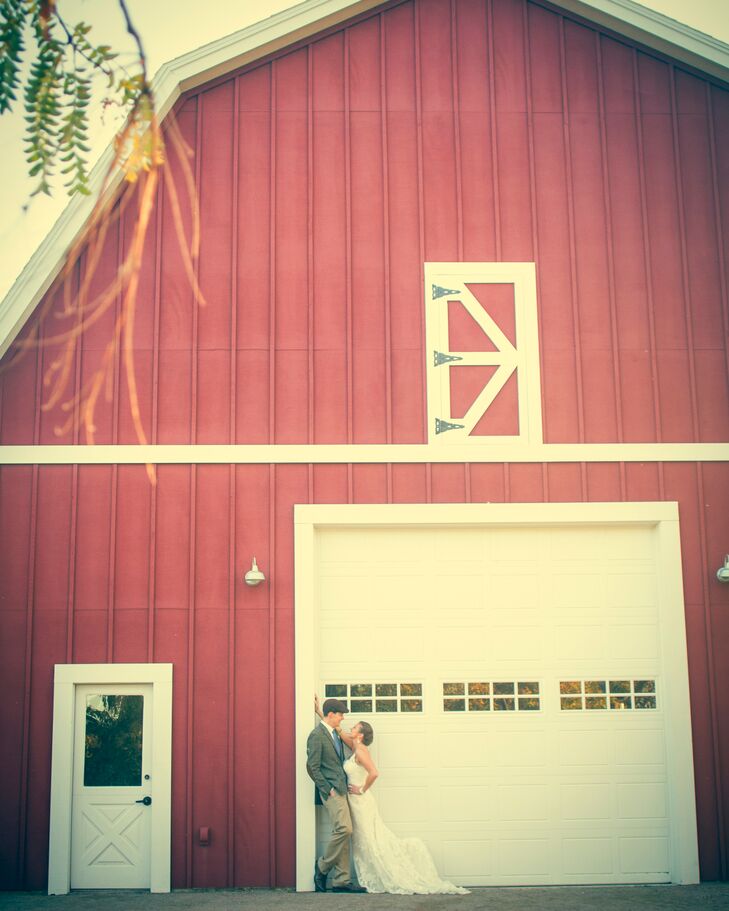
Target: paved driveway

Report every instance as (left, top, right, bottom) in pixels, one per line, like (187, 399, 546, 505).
(1, 886, 728, 911)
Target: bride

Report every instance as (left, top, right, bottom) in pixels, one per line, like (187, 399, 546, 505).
(316, 698, 468, 895)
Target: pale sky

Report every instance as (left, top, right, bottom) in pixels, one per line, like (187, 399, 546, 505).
(0, 0, 727, 306)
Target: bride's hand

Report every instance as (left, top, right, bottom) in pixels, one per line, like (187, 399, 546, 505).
(348, 784, 362, 795)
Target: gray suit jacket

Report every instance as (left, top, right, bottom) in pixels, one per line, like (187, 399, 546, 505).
(306, 723, 347, 804)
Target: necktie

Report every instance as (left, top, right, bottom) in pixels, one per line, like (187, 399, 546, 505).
(333, 729, 343, 761)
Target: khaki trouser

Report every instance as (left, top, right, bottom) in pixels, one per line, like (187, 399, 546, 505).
(318, 791, 353, 887)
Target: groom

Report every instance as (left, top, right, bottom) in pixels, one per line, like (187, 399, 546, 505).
(306, 698, 363, 893)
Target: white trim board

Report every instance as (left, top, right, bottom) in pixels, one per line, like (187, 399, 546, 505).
(48, 663, 173, 895)
(557, 0, 729, 83)
(1, 442, 727, 465)
(1, 0, 728, 361)
(294, 501, 699, 890)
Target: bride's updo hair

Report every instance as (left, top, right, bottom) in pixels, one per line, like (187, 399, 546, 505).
(357, 721, 374, 746)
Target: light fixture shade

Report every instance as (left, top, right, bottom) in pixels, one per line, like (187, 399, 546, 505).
(717, 555, 729, 584)
(244, 556, 266, 586)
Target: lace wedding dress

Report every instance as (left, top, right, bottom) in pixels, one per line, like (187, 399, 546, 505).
(344, 754, 469, 895)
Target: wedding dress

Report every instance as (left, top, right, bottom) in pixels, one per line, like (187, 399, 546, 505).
(344, 754, 469, 895)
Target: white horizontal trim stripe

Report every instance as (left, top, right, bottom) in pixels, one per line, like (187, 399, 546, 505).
(1, 443, 727, 465)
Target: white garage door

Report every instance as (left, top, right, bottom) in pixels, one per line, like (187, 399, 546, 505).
(313, 518, 696, 886)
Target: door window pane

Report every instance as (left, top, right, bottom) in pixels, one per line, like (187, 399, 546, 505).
(84, 695, 144, 787)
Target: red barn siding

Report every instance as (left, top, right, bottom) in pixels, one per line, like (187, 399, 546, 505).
(1, 462, 729, 888)
(1, 0, 729, 890)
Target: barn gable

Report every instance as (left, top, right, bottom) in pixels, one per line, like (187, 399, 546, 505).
(1, 0, 729, 365)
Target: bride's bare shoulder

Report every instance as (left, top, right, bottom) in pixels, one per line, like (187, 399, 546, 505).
(355, 743, 377, 772)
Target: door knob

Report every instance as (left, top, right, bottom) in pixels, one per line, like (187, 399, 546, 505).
(135, 796, 152, 806)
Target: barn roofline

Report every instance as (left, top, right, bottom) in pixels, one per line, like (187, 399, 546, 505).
(1, 0, 728, 360)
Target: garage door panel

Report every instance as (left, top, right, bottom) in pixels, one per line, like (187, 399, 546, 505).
(324, 608, 426, 631)
(617, 782, 668, 819)
(435, 626, 490, 661)
(618, 835, 669, 874)
(557, 730, 613, 766)
(605, 573, 657, 608)
(489, 611, 541, 634)
(431, 611, 496, 633)
(435, 732, 490, 767)
(433, 529, 488, 560)
(613, 730, 665, 766)
(496, 784, 550, 820)
(491, 626, 544, 660)
(560, 783, 613, 819)
(492, 528, 546, 560)
(319, 560, 427, 578)
(441, 840, 495, 879)
(432, 574, 485, 605)
(555, 625, 606, 659)
(548, 526, 655, 562)
(484, 573, 540, 608)
(377, 733, 426, 768)
(604, 625, 659, 660)
(488, 731, 549, 767)
(375, 785, 429, 824)
(319, 529, 432, 562)
(439, 786, 493, 821)
(498, 838, 552, 875)
(322, 627, 427, 659)
(551, 575, 604, 609)
(562, 837, 614, 874)
(320, 606, 426, 630)
(320, 574, 434, 610)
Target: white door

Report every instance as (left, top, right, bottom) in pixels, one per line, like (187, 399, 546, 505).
(70, 684, 153, 888)
(314, 521, 697, 886)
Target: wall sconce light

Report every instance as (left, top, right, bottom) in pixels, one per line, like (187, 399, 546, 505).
(244, 557, 266, 587)
(717, 555, 729, 584)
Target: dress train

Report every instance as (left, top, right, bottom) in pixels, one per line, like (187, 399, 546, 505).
(344, 754, 469, 895)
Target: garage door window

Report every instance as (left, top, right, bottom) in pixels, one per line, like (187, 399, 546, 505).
(559, 679, 658, 711)
(324, 682, 423, 713)
(442, 681, 540, 712)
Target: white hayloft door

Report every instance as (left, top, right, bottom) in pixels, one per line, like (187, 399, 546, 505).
(307, 508, 698, 887)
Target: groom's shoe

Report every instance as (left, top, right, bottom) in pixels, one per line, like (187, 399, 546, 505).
(313, 861, 327, 893)
(332, 884, 366, 893)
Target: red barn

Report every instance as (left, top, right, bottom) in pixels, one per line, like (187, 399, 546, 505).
(1, 0, 728, 894)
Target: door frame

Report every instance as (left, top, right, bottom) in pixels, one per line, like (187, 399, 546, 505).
(294, 501, 699, 890)
(48, 663, 173, 895)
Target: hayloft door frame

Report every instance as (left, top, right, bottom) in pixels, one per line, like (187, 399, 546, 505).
(48, 664, 173, 894)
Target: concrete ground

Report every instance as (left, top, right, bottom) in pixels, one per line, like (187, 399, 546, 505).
(1, 886, 728, 911)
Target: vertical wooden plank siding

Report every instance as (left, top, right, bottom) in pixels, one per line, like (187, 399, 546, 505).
(2, 461, 728, 887)
(226, 73, 241, 886)
(0, 0, 728, 888)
